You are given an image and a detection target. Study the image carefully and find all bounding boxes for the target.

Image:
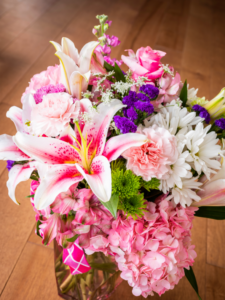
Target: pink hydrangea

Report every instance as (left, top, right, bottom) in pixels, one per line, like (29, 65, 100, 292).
(122, 125, 179, 181)
(30, 92, 80, 137)
(21, 65, 61, 103)
(121, 47, 166, 81)
(81, 197, 197, 298)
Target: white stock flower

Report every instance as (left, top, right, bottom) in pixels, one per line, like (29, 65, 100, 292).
(185, 123, 221, 178)
(166, 177, 202, 207)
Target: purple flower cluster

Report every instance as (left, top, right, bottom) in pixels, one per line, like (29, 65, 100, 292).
(134, 101, 154, 114)
(124, 107, 138, 122)
(192, 104, 211, 124)
(33, 83, 66, 104)
(139, 84, 159, 99)
(6, 160, 14, 171)
(215, 118, 225, 130)
(114, 116, 137, 134)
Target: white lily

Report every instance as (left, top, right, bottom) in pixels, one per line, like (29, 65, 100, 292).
(51, 37, 99, 99)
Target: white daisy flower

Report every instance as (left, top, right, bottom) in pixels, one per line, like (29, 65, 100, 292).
(187, 86, 198, 106)
(160, 151, 192, 193)
(166, 177, 202, 207)
(185, 122, 221, 178)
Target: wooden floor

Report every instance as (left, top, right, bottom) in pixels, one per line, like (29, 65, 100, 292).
(0, 0, 225, 299)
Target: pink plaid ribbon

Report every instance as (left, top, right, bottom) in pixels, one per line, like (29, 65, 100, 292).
(62, 242, 91, 275)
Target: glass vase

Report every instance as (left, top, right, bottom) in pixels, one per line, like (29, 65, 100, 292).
(54, 240, 123, 300)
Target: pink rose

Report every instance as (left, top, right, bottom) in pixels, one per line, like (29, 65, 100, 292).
(121, 47, 166, 81)
(31, 93, 80, 137)
(157, 72, 182, 105)
(21, 65, 61, 103)
(122, 125, 179, 181)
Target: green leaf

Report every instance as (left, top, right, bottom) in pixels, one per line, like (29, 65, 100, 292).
(185, 267, 202, 300)
(103, 61, 125, 82)
(180, 80, 188, 106)
(100, 194, 119, 218)
(66, 234, 79, 243)
(36, 220, 42, 238)
(114, 63, 126, 82)
(26, 194, 34, 198)
(195, 206, 225, 220)
(104, 61, 114, 72)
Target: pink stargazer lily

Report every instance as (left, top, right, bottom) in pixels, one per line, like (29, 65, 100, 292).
(192, 158, 225, 207)
(13, 99, 147, 210)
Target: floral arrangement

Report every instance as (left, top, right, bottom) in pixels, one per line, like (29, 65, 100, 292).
(1, 14, 225, 299)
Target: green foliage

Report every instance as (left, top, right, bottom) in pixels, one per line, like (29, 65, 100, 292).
(30, 170, 39, 181)
(100, 194, 119, 219)
(139, 177, 160, 192)
(104, 61, 126, 82)
(110, 159, 126, 172)
(118, 193, 147, 220)
(112, 169, 140, 198)
(179, 80, 188, 106)
(185, 267, 202, 300)
(66, 234, 80, 243)
(195, 206, 225, 220)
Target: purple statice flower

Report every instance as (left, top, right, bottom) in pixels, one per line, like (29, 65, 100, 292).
(126, 107, 138, 121)
(6, 160, 14, 171)
(134, 101, 154, 114)
(33, 83, 66, 104)
(122, 91, 138, 107)
(139, 84, 159, 99)
(137, 93, 150, 102)
(114, 116, 137, 134)
(215, 118, 225, 130)
(192, 104, 211, 124)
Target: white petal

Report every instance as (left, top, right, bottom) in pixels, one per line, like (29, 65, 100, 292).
(78, 41, 99, 74)
(0, 134, 29, 161)
(6, 106, 23, 132)
(62, 37, 79, 64)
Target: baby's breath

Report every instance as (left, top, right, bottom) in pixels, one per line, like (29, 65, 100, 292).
(101, 89, 114, 104)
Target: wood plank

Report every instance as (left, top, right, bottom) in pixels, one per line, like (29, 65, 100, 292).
(0, 0, 88, 105)
(207, 219, 225, 268)
(206, 264, 225, 300)
(0, 242, 61, 300)
(0, 170, 35, 294)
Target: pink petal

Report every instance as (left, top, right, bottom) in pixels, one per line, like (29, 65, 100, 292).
(7, 161, 38, 204)
(0, 134, 29, 161)
(34, 164, 83, 210)
(76, 155, 111, 203)
(13, 132, 81, 164)
(121, 55, 147, 75)
(6, 106, 24, 132)
(103, 133, 147, 162)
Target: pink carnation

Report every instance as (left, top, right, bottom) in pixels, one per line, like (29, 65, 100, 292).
(22, 65, 61, 103)
(121, 47, 166, 81)
(30, 92, 80, 137)
(122, 125, 179, 181)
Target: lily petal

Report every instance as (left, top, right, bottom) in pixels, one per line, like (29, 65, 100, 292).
(0, 134, 29, 161)
(103, 133, 147, 162)
(82, 99, 125, 156)
(69, 71, 90, 99)
(22, 93, 36, 130)
(50, 41, 62, 52)
(62, 37, 79, 64)
(13, 132, 81, 164)
(78, 41, 99, 74)
(6, 106, 23, 132)
(7, 161, 37, 204)
(55, 51, 79, 94)
(192, 179, 225, 207)
(76, 156, 111, 202)
(35, 164, 83, 209)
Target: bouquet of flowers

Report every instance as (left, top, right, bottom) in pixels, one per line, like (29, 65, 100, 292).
(1, 14, 225, 299)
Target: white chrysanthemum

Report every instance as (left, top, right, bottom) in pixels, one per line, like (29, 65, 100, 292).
(166, 177, 202, 207)
(145, 100, 202, 135)
(187, 86, 198, 106)
(185, 123, 221, 178)
(160, 151, 192, 193)
(144, 100, 202, 151)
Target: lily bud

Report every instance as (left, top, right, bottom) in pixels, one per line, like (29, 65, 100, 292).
(203, 88, 225, 118)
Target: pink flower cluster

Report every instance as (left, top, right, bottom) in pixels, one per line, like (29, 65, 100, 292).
(33, 83, 66, 104)
(21, 65, 61, 103)
(75, 195, 197, 297)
